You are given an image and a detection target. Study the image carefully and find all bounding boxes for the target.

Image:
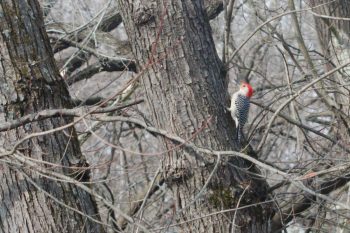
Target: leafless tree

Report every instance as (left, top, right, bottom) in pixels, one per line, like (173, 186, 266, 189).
(1, 0, 350, 232)
(0, 0, 104, 232)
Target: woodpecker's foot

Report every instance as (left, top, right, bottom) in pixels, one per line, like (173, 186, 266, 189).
(224, 106, 229, 113)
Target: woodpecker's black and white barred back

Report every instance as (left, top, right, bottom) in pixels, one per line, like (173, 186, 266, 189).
(233, 94, 250, 129)
(231, 94, 250, 141)
(228, 82, 254, 143)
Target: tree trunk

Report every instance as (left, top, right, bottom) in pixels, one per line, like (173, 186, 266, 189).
(310, 0, 350, 133)
(310, 0, 350, 58)
(116, 0, 274, 232)
(0, 1, 104, 232)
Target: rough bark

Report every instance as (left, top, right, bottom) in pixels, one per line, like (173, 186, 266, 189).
(116, 0, 274, 232)
(0, 1, 104, 232)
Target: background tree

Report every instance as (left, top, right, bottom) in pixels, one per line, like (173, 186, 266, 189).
(0, 1, 104, 232)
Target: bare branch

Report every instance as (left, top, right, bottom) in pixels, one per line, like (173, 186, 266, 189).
(0, 99, 143, 132)
(66, 57, 137, 85)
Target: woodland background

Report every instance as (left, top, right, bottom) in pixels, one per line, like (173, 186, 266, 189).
(0, 0, 350, 232)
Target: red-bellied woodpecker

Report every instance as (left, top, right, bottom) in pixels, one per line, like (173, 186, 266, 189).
(228, 82, 254, 142)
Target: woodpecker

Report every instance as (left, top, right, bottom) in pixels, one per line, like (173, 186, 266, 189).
(228, 82, 254, 142)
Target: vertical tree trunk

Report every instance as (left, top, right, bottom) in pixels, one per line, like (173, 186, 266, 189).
(310, 0, 350, 59)
(0, 1, 104, 232)
(309, 0, 350, 133)
(117, 0, 273, 232)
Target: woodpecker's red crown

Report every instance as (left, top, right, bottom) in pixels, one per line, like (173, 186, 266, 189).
(240, 82, 254, 98)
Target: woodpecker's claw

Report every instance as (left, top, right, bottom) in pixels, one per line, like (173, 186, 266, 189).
(222, 103, 229, 113)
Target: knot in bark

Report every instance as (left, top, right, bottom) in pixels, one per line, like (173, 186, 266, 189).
(134, 6, 155, 26)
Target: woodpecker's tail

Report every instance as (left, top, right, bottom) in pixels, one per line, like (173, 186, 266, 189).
(236, 125, 241, 144)
(236, 125, 246, 145)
